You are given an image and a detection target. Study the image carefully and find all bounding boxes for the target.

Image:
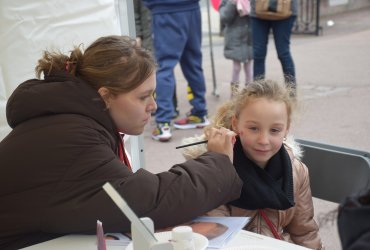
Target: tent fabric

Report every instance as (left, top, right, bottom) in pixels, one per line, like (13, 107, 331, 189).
(0, 0, 124, 140)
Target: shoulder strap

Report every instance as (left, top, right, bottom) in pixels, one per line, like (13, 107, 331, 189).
(258, 209, 281, 240)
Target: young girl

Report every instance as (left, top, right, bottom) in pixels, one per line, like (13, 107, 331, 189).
(219, 0, 254, 96)
(182, 79, 323, 249)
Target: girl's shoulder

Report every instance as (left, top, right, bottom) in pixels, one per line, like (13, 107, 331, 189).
(283, 135, 303, 161)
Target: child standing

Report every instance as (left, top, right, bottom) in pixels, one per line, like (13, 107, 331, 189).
(182, 79, 323, 249)
(219, 0, 254, 97)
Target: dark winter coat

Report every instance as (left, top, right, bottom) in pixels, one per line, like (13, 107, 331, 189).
(219, 0, 253, 63)
(0, 71, 242, 249)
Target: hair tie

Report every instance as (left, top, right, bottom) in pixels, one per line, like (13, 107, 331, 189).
(65, 61, 76, 73)
(65, 61, 71, 72)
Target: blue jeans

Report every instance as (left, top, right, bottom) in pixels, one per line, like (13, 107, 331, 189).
(152, 8, 207, 123)
(251, 16, 296, 85)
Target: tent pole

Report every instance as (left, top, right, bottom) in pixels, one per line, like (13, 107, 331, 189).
(206, 0, 219, 97)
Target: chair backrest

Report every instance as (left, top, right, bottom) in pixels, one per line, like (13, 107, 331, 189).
(296, 139, 370, 203)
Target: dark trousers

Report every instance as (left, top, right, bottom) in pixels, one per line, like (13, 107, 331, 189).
(251, 16, 296, 85)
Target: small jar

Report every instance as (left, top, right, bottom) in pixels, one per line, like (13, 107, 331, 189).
(171, 226, 195, 250)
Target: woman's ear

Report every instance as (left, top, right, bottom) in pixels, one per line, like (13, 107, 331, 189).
(97, 87, 111, 108)
(231, 115, 239, 134)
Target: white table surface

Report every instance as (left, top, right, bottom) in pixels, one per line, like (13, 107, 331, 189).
(22, 230, 312, 250)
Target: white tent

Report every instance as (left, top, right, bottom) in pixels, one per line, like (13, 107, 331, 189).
(0, 0, 144, 170)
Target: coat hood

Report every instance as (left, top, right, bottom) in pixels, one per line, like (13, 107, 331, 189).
(6, 72, 115, 134)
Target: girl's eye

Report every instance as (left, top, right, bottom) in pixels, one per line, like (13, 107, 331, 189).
(271, 128, 281, 133)
(249, 127, 258, 131)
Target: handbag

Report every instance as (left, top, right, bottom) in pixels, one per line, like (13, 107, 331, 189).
(255, 0, 292, 20)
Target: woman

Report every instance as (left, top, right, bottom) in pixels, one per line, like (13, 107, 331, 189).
(0, 35, 242, 249)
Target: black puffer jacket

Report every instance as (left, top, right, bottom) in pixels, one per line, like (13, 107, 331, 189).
(0, 72, 242, 249)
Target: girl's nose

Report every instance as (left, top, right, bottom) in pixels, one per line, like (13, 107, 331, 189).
(257, 132, 269, 145)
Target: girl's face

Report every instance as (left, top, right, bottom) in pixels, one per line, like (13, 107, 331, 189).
(99, 73, 157, 135)
(232, 97, 289, 168)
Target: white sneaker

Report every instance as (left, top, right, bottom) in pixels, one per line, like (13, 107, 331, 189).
(152, 123, 172, 142)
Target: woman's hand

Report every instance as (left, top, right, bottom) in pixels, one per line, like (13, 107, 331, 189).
(206, 127, 236, 163)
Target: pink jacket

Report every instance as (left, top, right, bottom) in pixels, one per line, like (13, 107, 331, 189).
(182, 136, 324, 250)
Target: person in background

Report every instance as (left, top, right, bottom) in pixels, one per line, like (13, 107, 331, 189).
(338, 187, 370, 250)
(143, 0, 210, 142)
(0, 35, 242, 250)
(181, 79, 323, 249)
(249, 0, 297, 88)
(133, 0, 180, 118)
(133, 0, 153, 51)
(219, 0, 254, 97)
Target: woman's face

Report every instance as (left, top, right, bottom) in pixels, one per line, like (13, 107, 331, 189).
(232, 97, 289, 168)
(100, 73, 157, 135)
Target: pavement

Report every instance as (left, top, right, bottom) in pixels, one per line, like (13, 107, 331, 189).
(129, 7, 370, 250)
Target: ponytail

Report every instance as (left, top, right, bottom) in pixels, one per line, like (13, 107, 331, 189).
(35, 45, 83, 79)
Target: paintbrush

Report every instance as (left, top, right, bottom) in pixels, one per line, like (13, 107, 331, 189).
(175, 140, 208, 149)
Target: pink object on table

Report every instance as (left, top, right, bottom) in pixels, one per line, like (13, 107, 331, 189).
(96, 220, 107, 250)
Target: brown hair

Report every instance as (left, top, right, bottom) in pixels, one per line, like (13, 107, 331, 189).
(35, 35, 156, 94)
(210, 79, 297, 131)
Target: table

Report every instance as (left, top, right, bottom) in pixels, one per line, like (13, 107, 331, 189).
(22, 230, 312, 250)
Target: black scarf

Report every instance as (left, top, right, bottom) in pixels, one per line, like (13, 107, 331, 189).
(229, 137, 295, 210)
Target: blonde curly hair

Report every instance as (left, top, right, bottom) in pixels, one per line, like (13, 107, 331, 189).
(208, 79, 296, 132)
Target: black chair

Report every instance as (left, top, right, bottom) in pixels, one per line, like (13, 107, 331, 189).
(296, 139, 370, 203)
